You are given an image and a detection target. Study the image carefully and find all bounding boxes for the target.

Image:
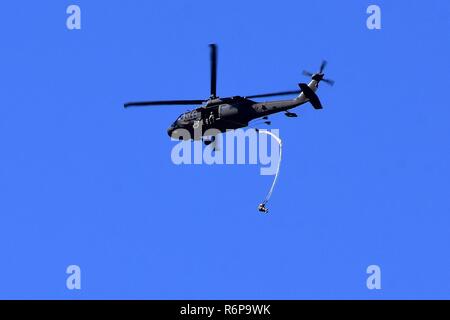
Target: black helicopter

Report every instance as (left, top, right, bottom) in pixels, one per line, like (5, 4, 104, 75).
(124, 44, 333, 143)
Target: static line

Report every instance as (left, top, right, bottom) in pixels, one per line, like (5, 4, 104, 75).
(257, 130, 282, 214)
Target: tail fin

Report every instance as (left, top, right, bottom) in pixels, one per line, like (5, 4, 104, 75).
(298, 83, 322, 109)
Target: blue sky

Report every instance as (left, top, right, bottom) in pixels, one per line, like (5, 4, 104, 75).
(0, 0, 449, 299)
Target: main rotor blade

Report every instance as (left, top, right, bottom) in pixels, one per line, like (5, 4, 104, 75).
(124, 100, 204, 108)
(245, 90, 301, 99)
(302, 70, 314, 77)
(209, 44, 217, 98)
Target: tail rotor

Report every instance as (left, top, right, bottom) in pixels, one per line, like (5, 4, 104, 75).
(302, 60, 334, 86)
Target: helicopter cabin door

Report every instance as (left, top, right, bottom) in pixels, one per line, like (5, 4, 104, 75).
(204, 106, 220, 126)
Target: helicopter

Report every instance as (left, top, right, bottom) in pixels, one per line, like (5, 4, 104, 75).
(124, 44, 334, 144)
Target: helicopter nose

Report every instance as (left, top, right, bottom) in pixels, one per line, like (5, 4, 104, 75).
(167, 126, 174, 137)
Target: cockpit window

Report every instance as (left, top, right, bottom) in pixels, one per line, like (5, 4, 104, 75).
(172, 115, 182, 126)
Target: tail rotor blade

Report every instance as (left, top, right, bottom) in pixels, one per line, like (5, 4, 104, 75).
(319, 60, 327, 73)
(322, 78, 335, 86)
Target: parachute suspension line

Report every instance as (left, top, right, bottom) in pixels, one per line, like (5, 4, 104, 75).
(256, 129, 282, 214)
(210, 120, 282, 214)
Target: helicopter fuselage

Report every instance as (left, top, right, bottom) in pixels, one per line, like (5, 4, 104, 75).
(167, 81, 315, 140)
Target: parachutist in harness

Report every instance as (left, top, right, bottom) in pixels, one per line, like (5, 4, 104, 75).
(258, 203, 269, 214)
